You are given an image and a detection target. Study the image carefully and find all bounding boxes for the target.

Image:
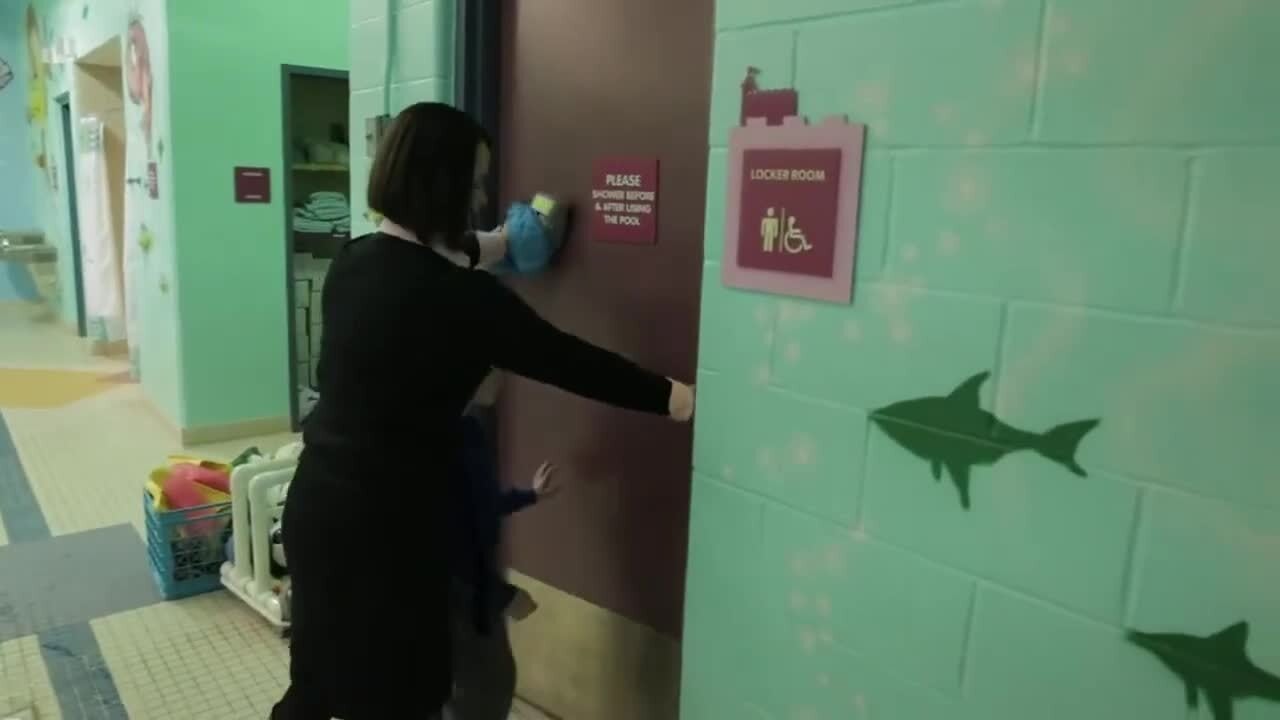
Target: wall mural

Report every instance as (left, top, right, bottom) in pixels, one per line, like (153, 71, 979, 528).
(869, 371, 1100, 509)
(125, 14, 154, 161)
(1128, 621, 1280, 720)
(24, 4, 49, 178)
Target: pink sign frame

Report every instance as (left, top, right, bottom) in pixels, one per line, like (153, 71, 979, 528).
(722, 115, 867, 304)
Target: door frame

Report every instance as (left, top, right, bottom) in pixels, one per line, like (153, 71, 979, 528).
(279, 64, 349, 430)
(453, 0, 504, 229)
(55, 92, 88, 336)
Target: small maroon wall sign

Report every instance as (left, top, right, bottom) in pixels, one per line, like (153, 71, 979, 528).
(722, 116, 866, 304)
(590, 156, 659, 245)
(233, 166, 271, 204)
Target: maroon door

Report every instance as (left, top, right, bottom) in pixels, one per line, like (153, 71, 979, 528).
(497, 0, 713, 636)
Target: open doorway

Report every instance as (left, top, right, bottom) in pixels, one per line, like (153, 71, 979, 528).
(55, 92, 87, 336)
(73, 38, 128, 356)
(280, 66, 350, 430)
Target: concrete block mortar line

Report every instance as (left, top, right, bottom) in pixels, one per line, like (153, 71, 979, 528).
(717, 0, 963, 34)
(955, 579, 981, 696)
(849, 420, 873, 532)
(1028, 0, 1051, 138)
(1166, 155, 1200, 313)
(1117, 487, 1149, 629)
(878, 155, 897, 273)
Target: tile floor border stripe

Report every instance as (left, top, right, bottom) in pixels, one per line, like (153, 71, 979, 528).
(0, 411, 50, 543)
(0, 410, 129, 719)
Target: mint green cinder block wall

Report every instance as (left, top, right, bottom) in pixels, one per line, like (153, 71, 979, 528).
(347, 0, 455, 238)
(167, 0, 348, 429)
(686, 1, 1280, 719)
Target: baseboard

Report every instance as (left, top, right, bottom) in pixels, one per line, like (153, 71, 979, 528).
(180, 415, 292, 446)
(507, 570, 681, 720)
(88, 338, 128, 357)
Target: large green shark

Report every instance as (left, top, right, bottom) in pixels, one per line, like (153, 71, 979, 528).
(869, 371, 1099, 509)
(1128, 621, 1280, 720)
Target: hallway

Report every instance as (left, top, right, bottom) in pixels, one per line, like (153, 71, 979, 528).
(0, 304, 552, 719)
(0, 302, 295, 719)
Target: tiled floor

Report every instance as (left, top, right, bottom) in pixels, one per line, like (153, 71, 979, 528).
(0, 303, 554, 720)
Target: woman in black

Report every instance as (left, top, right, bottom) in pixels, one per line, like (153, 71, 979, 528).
(270, 103, 694, 719)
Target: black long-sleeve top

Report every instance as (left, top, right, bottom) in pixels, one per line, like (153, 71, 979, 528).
(303, 231, 674, 472)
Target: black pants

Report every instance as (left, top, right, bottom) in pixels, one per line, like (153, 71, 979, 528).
(447, 606, 517, 720)
(270, 454, 452, 719)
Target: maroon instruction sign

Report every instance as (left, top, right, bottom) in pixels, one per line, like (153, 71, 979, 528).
(723, 116, 867, 304)
(590, 157, 659, 244)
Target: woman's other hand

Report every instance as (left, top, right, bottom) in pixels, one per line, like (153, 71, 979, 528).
(532, 461, 559, 499)
(668, 380, 695, 422)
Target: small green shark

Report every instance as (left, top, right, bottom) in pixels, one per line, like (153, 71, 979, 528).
(1128, 621, 1280, 720)
(869, 371, 1099, 509)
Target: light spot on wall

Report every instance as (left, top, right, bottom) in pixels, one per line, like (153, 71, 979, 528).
(722, 464, 736, 481)
(937, 229, 961, 256)
(779, 300, 816, 325)
(1048, 8, 1072, 35)
(1062, 50, 1090, 77)
(754, 304, 772, 326)
(932, 103, 956, 125)
(900, 243, 920, 263)
(798, 627, 818, 654)
(819, 628, 834, 646)
(790, 433, 816, 466)
(980, 0, 1007, 11)
(814, 593, 832, 617)
(944, 170, 990, 213)
(784, 342, 802, 364)
(854, 82, 890, 113)
(790, 590, 809, 612)
(754, 363, 772, 386)
(1013, 55, 1037, 88)
(853, 694, 868, 716)
(850, 525, 869, 543)
(790, 552, 812, 577)
(964, 130, 990, 146)
(816, 672, 831, 687)
(842, 318, 862, 342)
(824, 543, 845, 573)
(757, 446, 777, 471)
(890, 322, 914, 344)
(985, 217, 1010, 240)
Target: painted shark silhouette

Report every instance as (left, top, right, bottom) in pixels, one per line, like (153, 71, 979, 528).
(869, 371, 1099, 509)
(1128, 621, 1280, 720)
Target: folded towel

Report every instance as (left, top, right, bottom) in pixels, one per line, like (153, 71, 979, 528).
(294, 219, 335, 233)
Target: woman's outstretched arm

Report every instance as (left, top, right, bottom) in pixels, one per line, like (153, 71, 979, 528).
(477, 275, 692, 420)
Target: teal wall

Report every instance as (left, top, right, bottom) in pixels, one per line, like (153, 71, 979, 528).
(347, 0, 454, 237)
(26, 0, 184, 420)
(168, 0, 347, 429)
(686, 1, 1280, 719)
(0, 0, 40, 302)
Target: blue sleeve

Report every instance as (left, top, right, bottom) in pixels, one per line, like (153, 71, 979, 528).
(498, 488, 538, 516)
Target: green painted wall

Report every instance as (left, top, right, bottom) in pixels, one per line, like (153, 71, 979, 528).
(25, 0, 184, 422)
(347, 0, 454, 238)
(168, 0, 348, 429)
(685, 1, 1280, 719)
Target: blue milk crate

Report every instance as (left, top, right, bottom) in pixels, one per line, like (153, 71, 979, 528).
(143, 491, 232, 600)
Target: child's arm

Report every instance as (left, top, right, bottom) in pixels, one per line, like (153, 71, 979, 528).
(498, 461, 557, 516)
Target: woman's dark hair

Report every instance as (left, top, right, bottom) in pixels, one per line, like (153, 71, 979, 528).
(367, 102, 491, 249)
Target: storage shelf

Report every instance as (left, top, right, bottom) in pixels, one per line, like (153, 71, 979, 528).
(292, 163, 349, 173)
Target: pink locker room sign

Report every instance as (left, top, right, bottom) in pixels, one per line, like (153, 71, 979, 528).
(722, 116, 867, 304)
